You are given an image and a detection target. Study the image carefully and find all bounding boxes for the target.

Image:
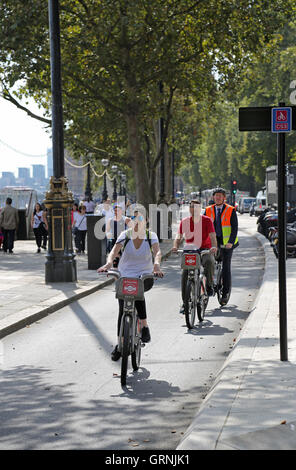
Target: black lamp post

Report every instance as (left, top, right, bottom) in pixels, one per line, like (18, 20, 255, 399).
(44, 0, 76, 283)
(101, 158, 109, 201)
(158, 81, 166, 203)
(121, 173, 127, 203)
(85, 162, 92, 200)
(111, 165, 118, 201)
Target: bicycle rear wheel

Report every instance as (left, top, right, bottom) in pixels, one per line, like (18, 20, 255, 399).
(131, 317, 142, 371)
(184, 280, 196, 329)
(121, 315, 131, 386)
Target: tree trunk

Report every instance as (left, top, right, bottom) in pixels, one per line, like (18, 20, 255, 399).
(126, 112, 153, 206)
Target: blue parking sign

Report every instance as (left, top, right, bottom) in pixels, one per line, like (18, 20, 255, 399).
(272, 107, 292, 133)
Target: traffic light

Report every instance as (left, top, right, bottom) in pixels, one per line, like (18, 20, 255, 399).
(231, 179, 237, 195)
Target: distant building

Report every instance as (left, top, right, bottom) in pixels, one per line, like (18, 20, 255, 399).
(64, 151, 85, 198)
(1, 171, 16, 186)
(32, 164, 46, 185)
(17, 167, 31, 187)
(47, 148, 53, 178)
(18, 167, 30, 179)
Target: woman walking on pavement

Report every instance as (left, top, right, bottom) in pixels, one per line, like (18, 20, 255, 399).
(72, 204, 87, 254)
(31, 202, 48, 253)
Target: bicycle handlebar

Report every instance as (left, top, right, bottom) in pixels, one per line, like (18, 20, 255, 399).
(98, 270, 162, 279)
(175, 248, 212, 255)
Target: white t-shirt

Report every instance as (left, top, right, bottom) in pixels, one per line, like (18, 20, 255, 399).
(84, 200, 96, 212)
(116, 229, 158, 277)
(74, 212, 87, 231)
(33, 211, 44, 229)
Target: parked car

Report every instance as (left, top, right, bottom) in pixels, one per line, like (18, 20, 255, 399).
(238, 197, 256, 214)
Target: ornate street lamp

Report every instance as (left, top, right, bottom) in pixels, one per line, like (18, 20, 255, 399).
(44, 0, 77, 282)
(101, 158, 109, 201)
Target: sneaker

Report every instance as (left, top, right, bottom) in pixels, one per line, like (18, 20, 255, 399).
(37, 248, 41, 253)
(220, 294, 229, 306)
(42, 245, 47, 250)
(207, 286, 214, 296)
(9, 250, 13, 254)
(141, 326, 151, 343)
(111, 345, 121, 361)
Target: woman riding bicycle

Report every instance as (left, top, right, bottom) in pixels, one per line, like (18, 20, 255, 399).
(98, 206, 164, 361)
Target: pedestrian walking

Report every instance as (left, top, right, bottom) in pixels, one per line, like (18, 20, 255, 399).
(106, 205, 131, 266)
(31, 203, 48, 253)
(0, 197, 19, 254)
(83, 197, 96, 214)
(72, 204, 87, 254)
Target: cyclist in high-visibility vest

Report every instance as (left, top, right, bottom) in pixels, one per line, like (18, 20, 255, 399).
(205, 187, 238, 305)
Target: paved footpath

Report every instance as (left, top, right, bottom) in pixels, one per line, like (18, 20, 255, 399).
(0, 239, 173, 340)
(178, 218, 296, 450)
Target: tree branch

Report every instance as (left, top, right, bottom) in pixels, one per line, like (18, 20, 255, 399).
(1, 89, 51, 125)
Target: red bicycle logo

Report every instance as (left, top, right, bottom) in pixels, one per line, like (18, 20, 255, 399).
(122, 279, 139, 295)
(185, 254, 197, 266)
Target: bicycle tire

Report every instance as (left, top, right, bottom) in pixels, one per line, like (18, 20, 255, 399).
(216, 266, 223, 304)
(184, 280, 196, 329)
(131, 317, 141, 371)
(217, 268, 232, 306)
(121, 315, 131, 386)
(197, 277, 208, 322)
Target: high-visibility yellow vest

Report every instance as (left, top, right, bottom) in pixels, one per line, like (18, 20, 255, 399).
(205, 204, 238, 246)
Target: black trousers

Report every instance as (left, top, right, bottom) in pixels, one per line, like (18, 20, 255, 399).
(34, 225, 48, 249)
(75, 230, 87, 252)
(3, 229, 15, 252)
(217, 238, 233, 295)
(116, 278, 154, 336)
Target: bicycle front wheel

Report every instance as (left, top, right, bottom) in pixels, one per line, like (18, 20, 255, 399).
(184, 280, 196, 329)
(121, 315, 131, 386)
(131, 317, 142, 371)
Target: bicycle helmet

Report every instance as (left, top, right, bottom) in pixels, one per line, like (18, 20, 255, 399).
(212, 187, 226, 196)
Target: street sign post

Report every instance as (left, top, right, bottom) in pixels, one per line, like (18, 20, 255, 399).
(239, 103, 295, 361)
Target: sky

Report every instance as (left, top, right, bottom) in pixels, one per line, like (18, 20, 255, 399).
(0, 97, 52, 177)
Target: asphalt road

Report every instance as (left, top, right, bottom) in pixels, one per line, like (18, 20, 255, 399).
(0, 215, 264, 450)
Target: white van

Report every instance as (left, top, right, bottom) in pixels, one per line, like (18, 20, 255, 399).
(254, 191, 267, 216)
(238, 197, 256, 214)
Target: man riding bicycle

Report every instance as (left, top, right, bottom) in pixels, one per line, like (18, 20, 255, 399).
(205, 187, 238, 305)
(173, 199, 217, 314)
(98, 207, 163, 361)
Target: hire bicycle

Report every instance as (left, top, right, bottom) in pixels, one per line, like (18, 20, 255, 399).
(178, 248, 210, 329)
(102, 270, 155, 386)
(213, 245, 231, 306)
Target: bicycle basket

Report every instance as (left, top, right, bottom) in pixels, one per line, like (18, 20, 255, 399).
(115, 277, 145, 300)
(181, 252, 201, 270)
